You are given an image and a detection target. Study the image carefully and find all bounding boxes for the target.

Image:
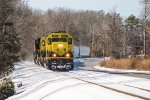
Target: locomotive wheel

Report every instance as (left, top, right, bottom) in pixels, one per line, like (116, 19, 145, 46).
(37, 60, 40, 65)
(51, 65, 57, 70)
(69, 64, 74, 70)
(41, 61, 44, 67)
(43, 61, 47, 68)
(48, 62, 52, 70)
(44, 61, 48, 68)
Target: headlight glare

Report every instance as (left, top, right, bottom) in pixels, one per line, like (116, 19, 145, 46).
(66, 53, 70, 57)
(53, 54, 56, 57)
(58, 44, 63, 47)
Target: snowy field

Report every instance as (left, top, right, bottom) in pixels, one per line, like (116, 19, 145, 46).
(7, 59, 150, 100)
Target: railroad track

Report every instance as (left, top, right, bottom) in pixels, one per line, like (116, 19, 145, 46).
(69, 70, 150, 92)
(57, 70, 150, 100)
(10, 76, 72, 100)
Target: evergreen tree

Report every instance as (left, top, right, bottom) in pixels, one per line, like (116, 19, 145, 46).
(0, 0, 21, 77)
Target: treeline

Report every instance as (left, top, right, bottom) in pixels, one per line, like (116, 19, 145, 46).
(17, 0, 150, 59)
(0, 0, 150, 76)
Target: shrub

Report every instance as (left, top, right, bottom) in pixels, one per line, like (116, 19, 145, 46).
(100, 58, 150, 71)
(135, 59, 150, 70)
(0, 78, 15, 100)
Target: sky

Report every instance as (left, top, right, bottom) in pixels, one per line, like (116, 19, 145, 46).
(28, 0, 142, 18)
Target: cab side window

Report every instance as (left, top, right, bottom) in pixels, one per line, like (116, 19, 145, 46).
(68, 38, 72, 44)
(42, 40, 45, 46)
(48, 38, 51, 45)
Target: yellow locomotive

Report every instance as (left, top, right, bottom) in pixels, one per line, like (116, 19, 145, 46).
(34, 32, 74, 70)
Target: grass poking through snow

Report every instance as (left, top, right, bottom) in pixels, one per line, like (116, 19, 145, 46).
(100, 58, 150, 71)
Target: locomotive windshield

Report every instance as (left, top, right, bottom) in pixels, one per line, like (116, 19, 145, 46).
(59, 38, 67, 42)
(68, 38, 72, 44)
(52, 38, 59, 42)
(52, 38, 67, 42)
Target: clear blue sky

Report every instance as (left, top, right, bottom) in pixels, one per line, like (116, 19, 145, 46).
(28, 0, 142, 18)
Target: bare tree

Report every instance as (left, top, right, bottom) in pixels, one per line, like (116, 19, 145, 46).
(140, 0, 150, 56)
(105, 11, 124, 58)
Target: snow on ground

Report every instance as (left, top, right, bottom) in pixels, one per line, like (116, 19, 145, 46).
(74, 57, 150, 74)
(68, 70, 150, 98)
(94, 64, 150, 74)
(7, 60, 150, 100)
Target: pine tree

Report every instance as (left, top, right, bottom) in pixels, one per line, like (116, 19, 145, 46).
(0, 0, 21, 77)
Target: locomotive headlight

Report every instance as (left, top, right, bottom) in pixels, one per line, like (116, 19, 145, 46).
(58, 44, 63, 47)
(66, 53, 70, 57)
(53, 54, 56, 57)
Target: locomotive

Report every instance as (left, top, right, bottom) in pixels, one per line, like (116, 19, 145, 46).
(34, 32, 74, 70)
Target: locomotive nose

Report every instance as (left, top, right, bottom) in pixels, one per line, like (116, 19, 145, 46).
(56, 43, 68, 56)
(58, 44, 63, 47)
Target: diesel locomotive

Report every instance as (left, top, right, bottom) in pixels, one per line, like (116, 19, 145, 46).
(34, 32, 74, 70)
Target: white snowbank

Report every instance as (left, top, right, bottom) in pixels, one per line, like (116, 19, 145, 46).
(94, 65, 150, 74)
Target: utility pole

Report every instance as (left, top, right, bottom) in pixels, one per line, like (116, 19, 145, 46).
(91, 23, 95, 57)
(123, 25, 127, 57)
(78, 44, 81, 58)
(143, 22, 146, 56)
(143, 0, 147, 56)
(78, 32, 81, 58)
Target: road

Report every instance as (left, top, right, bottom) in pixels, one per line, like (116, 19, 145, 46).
(7, 59, 150, 100)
